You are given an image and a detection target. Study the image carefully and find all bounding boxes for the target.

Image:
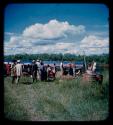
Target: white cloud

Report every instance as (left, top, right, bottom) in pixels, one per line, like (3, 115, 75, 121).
(80, 35, 109, 55)
(4, 34, 109, 55)
(4, 37, 79, 55)
(80, 35, 109, 48)
(5, 32, 15, 36)
(22, 19, 85, 40)
(4, 20, 109, 55)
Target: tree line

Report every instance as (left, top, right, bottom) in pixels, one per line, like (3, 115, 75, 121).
(4, 53, 109, 64)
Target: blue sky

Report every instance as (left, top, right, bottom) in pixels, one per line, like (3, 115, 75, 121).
(4, 3, 109, 55)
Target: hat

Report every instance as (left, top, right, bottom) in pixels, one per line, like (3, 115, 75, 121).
(17, 60, 20, 63)
(32, 60, 35, 62)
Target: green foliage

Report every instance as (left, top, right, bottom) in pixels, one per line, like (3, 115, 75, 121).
(4, 53, 109, 64)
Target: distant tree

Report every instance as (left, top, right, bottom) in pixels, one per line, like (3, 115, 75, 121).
(4, 53, 109, 64)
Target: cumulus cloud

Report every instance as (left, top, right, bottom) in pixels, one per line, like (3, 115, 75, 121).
(22, 19, 85, 40)
(80, 35, 109, 55)
(80, 35, 109, 48)
(4, 34, 109, 55)
(4, 19, 109, 55)
(4, 37, 79, 55)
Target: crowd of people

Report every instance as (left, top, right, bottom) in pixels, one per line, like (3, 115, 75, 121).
(4, 59, 57, 84)
(4, 59, 80, 84)
(4, 59, 100, 84)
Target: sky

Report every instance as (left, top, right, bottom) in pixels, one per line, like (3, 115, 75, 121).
(4, 3, 109, 55)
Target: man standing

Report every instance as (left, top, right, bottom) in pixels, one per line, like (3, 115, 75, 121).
(53, 63, 56, 78)
(36, 59, 41, 80)
(40, 61, 45, 81)
(69, 64, 73, 76)
(47, 65, 51, 80)
(31, 60, 38, 82)
(15, 60, 22, 84)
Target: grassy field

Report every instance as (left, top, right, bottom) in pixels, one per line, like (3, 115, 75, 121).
(4, 69, 109, 121)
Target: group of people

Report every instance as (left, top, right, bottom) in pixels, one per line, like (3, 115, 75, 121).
(30, 60, 56, 82)
(60, 61, 76, 77)
(4, 59, 57, 84)
(4, 60, 89, 83)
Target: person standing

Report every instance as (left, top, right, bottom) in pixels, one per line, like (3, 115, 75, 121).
(36, 59, 41, 80)
(69, 64, 73, 76)
(27, 64, 31, 75)
(11, 60, 17, 84)
(15, 60, 22, 84)
(47, 65, 51, 80)
(92, 61, 96, 72)
(6, 62, 11, 76)
(31, 60, 38, 82)
(60, 61, 64, 76)
(43, 64, 47, 81)
(73, 63, 76, 77)
(53, 63, 56, 78)
(40, 62, 45, 81)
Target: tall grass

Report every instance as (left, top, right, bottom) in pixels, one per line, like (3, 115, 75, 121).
(4, 69, 109, 121)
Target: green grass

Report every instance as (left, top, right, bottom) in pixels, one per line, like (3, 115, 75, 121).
(4, 70, 109, 121)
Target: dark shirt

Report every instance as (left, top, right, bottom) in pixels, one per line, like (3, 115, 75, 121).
(69, 67, 73, 76)
(31, 63, 37, 72)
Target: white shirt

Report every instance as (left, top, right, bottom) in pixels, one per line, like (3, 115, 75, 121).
(47, 67, 51, 73)
(53, 66, 56, 73)
(86, 70, 93, 75)
(15, 63, 22, 76)
(36, 62, 41, 69)
(60, 62, 63, 69)
(92, 62, 96, 71)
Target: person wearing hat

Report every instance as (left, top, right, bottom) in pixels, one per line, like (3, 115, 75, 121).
(15, 60, 22, 84)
